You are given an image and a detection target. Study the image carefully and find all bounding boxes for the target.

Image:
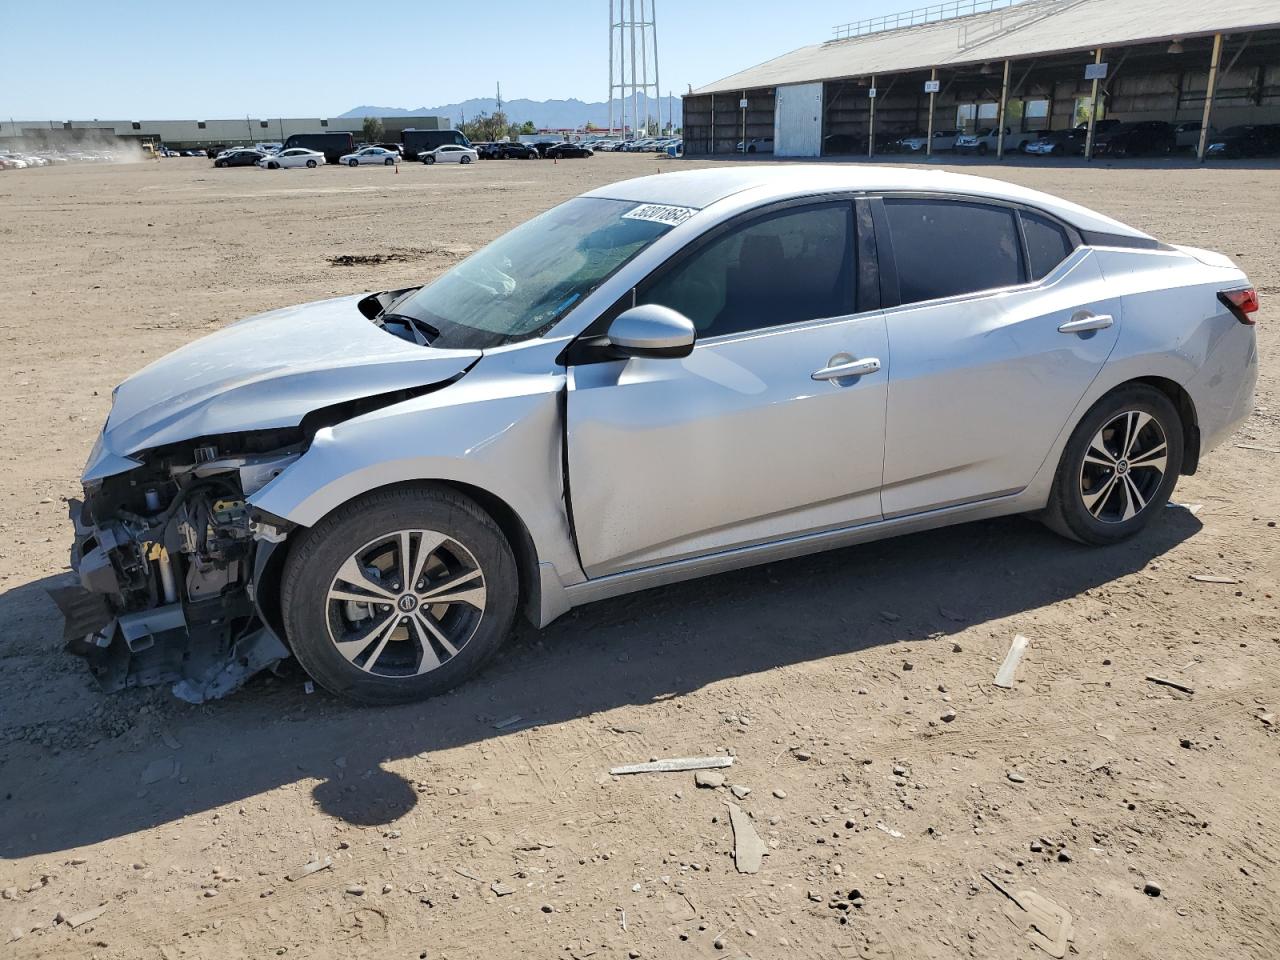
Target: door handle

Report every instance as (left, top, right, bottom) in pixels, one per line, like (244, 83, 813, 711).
(812, 356, 882, 381)
(1058, 312, 1114, 334)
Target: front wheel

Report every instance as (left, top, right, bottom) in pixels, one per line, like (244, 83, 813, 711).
(423, 155, 435, 165)
(1042, 385, 1183, 545)
(281, 486, 518, 705)
(268, 162, 279, 169)
(348, 158, 357, 167)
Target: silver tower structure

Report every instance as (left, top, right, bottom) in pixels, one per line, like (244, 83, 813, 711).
(608, 0, 661, 140)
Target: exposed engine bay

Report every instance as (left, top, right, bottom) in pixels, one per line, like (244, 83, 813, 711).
(48, 282, 492, 701)
(51, 432, 302, 702)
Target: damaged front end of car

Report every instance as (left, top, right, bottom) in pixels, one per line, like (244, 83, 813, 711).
(48, 290, 486, 700)
(51, 432, 302, 703)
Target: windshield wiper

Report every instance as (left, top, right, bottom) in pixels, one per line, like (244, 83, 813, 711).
(378, 312, 440, 347)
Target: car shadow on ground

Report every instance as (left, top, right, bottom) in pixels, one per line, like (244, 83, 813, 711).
(0, 509, 1200, 857)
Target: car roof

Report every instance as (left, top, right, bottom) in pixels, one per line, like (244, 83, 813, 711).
(582, 166, 1151, 239)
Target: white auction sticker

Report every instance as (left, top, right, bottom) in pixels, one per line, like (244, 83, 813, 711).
(623, 203, 697, 227)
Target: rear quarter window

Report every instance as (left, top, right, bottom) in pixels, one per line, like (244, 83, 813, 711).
(1021, 211, 1075, 281)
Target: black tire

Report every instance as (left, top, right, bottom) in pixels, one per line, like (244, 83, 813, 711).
(281, 485, 518, 705)
(215, 160, 226, 168)
(977, 143, 989, 155)
(460, 155, 472, 164)
(1042, 385, 1184, 545)
(423, 155, 435, 165)
(307, 159, 318, 168)
(385, 157, 394, 165)
(268, 162, 279, 170)
(348, 158, 357, 167)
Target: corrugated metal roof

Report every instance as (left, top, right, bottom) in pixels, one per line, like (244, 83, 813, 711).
(692, 0, 1280, 95)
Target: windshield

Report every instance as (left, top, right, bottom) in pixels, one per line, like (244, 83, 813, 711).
(386, 197, 682, 349)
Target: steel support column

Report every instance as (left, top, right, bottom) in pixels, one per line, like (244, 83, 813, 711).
(926, 67, 938, 157)
(867, 74, 876, 158)
(996, 59, 1011, 159)
(1084, 48, 1104, 161)
(1197, 33, 1224, 162)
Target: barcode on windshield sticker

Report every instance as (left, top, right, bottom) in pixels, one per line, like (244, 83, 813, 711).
(623, 203, 696, 226)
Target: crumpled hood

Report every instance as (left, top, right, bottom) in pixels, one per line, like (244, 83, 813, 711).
(89, 294, 479, 477)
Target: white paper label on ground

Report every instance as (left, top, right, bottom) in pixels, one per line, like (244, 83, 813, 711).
(624, 203, 697, 227)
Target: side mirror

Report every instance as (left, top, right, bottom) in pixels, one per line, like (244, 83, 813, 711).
(606, 304, 696, 359)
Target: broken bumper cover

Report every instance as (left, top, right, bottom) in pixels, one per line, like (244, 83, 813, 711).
(51, 498, 289, 701)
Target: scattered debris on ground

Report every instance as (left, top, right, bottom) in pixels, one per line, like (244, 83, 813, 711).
(994, 634, 1030, 688)
(609, 756, 733, 776)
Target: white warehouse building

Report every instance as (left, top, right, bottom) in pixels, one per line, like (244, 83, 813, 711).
(0, 115, 451, 151)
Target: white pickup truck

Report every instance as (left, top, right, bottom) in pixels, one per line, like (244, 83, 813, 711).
(954, 127, 1038, 155)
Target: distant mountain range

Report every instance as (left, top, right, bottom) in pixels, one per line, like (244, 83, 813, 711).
(340, 96, 682, 130)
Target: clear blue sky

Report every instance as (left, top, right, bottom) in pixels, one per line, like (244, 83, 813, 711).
(2, 0, 905, 119)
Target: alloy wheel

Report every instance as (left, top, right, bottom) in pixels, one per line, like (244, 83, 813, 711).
(324, 530, 487, 677)
(1078, 410, 1169, 523)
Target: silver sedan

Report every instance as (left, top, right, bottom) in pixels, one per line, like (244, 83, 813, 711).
(61, 167, 1259, 704)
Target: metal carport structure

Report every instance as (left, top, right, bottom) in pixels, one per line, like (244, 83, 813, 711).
(682, 0, 1280, 161)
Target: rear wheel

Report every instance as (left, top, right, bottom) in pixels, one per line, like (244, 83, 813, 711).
(307, 159, 318, 168)
(1042, 385, 1183, 545)
(384, 157, 394, 165)
(460, 155, 472, 164)
(281, 486, 517, 705)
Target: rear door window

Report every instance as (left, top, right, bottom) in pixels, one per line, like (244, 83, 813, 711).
(882, 198, 1023, 304)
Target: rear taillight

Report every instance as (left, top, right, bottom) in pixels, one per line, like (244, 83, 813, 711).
(1219, 287, 1259, 325)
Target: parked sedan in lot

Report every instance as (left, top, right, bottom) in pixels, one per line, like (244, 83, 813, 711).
(1205, 124, 1280, 158)
(1174, 121, 1216, 151)
(1024, 129, 1086, 156)
(57, 167, 1258, 705)
(259, 147, 326, 169)
(1092, 121, 1176, 157)
(339, 146, 400, 166)
(214, 149, 266, 168)
(545, 142, 594, 159)
(497, 142, 540, 159)
(421, 144, 478, 164)
(954, 127, 1037, 154)
(897, 129, 961, 152)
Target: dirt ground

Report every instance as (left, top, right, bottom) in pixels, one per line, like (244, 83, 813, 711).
(0, 152, 1277, 960)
